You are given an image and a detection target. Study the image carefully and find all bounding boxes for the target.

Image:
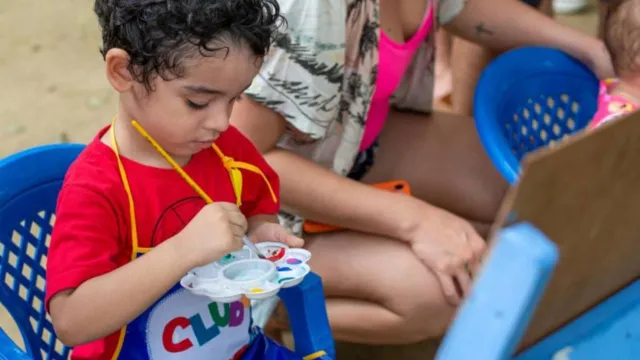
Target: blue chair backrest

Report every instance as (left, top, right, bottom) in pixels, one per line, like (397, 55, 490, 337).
(474, 46, 599, 184)
(436, 223, 559, 360)
(0, 144, 84, 359)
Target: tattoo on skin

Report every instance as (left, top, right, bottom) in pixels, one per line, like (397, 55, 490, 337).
(474, 23, 494, 36)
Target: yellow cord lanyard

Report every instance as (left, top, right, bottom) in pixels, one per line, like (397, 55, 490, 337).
(108, 116, 277, 259)
(108, 116, 325, 360)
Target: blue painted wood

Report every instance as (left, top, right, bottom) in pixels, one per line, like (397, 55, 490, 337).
(438, 221, 640, 360)
(436, 223, 559, 360)
(517, 279, 640, 360)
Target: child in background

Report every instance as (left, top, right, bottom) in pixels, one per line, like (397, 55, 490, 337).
(590, 0, 640, 129)
(45, 1, 304, 359)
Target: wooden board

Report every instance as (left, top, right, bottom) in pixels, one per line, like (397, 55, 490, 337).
(488, 110, 640, 350)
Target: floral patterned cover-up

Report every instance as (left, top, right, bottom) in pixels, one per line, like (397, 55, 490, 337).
(245, 0, 464, 234)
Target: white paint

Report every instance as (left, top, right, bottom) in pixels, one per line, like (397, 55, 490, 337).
(552, 346, 574, 360)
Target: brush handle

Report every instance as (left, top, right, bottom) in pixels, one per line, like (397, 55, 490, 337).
(243, 235, 267, 259)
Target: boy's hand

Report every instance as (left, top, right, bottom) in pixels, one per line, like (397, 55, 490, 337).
(248, 217, 304, 248)
(175, 202, 247, 267)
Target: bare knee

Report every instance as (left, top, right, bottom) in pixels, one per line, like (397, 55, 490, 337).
(306, 232, 457, 342)
(381, 266, 457, 342)
(395, 292, 455, 341)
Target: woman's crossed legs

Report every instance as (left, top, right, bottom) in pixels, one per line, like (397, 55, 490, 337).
(306, 110, 508, 344)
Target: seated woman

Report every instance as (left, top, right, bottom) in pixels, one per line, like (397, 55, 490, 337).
(231, 0, 613, 350)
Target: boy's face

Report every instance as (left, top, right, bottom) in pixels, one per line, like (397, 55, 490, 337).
(124, 44, 261, 157)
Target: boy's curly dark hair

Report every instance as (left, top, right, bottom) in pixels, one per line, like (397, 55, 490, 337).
(94, 0, 283, 89)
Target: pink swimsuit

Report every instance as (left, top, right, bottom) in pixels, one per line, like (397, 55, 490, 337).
(589, 78, 638, 129)
(359, 5, 434, 151)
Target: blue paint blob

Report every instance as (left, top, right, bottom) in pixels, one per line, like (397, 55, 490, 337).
(277, 267, 292, 272)
(218, 254, 236, 265)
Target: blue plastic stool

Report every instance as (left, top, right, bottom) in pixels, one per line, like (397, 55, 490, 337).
(0, 144, 335, 360)
(474, 46, 599, 184)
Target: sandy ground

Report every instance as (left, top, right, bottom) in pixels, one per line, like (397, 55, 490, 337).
(0, 0, 116, 158)
(0, 1, 598, 157)
(0, 0, 598, 357)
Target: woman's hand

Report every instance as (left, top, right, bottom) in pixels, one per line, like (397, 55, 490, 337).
(404, 202, 486, 305)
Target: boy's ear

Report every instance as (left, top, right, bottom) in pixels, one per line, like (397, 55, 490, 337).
(105, 48, 135, 93)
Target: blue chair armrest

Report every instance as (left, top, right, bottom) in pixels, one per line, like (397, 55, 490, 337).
(0, 328, 32, 360)
(436, 223, 559, 360)
(278, 272, 335, 359)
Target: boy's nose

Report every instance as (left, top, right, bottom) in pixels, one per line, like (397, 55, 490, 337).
(204, 112, 230, 133)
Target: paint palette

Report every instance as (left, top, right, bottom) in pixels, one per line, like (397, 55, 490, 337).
(180, 243, 311, 303)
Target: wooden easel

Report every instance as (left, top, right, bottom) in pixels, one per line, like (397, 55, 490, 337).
(488, 111, 640, 350)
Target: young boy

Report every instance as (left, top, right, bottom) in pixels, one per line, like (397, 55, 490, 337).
(45, 1, 304, 359)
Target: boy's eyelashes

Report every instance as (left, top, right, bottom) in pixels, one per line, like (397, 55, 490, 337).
(186, 96, 242, 110)
(187, 100, 209, 110)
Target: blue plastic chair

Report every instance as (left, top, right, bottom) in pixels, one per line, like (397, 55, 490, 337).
(436, 223, 559, 360)
(474, 46, 599, 184)
(0, 144, 81, 360)
(0, 144, 335, 360)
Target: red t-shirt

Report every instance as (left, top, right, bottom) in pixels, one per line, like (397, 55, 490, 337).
(45, 125, 279, 359)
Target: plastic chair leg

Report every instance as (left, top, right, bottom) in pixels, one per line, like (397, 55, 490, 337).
(279, 273, 335, 359)
(0, 328, 32, 360)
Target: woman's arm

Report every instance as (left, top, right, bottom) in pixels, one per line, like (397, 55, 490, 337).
(231, 97, 424, 243)
(443, 0, 614, 78)
(232, 97, 487, 302)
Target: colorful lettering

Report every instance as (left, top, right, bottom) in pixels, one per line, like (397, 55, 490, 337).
(190, 313, 221, 346)
(162, 299, 247, 352)
(209, 302, 230, 327)
(229, 301, 245, 327)
(162, 317, 193, 352)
